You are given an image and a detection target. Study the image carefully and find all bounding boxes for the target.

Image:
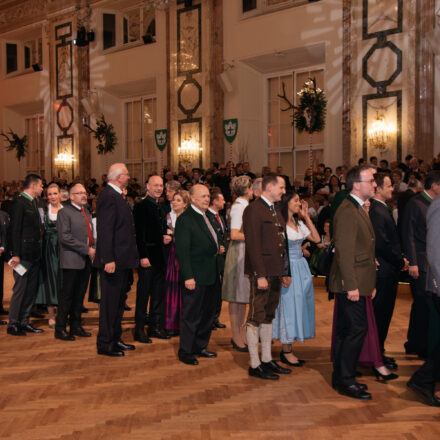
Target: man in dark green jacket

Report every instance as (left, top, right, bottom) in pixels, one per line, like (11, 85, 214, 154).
(175, 184, 223, 365)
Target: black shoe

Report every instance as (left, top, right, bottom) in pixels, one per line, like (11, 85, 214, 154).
(7, 324, 26, 336)
(166, 330, 180, 337)
(23, 324, 44, 333)
(231, 338, 248, 352)
(372, 367, 398, 381)
(55, 330, 75, 341)
(337, 383, 372, 400)
(407, 381, 440, 407)
(178, 354, 199, 365)
(124, 303, 131, 311)
(383, 355, 396, 364)
(148, 328, 171, 339)
(261, 360, 291, 374)
(384, 361, 398, 371)
(81, 306, 88, 313)
(116, 340, 136, 351)
(214, 320, 226, 329)
(70, 327, 91, 337)
(195, 349, 217, 358)
(280, 351, 304, 367)
(98, 348, 124, 357)
(133, 328, 152, 344)
(332, 376, 368, 392)
(249, 365, 279, 380)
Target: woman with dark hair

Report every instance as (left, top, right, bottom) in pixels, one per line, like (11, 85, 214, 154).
(272, 191, 320, 365)
(317, 175, 340, 195)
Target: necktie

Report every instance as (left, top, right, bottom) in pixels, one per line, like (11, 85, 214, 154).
(203, 214, 218, 248)
(216, 213, 223, 231)
(81, 208, 93, 247)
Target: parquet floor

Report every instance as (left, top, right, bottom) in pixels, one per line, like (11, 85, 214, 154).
(0, 266, 439, 440)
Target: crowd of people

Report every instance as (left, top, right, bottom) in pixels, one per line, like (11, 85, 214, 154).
(0, 154, 440, 407)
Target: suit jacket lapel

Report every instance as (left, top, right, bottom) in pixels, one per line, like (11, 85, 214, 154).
(190, 207, 217, 247)
(357, 204, 375, 236)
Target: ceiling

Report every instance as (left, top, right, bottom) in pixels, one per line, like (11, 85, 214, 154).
(7, 99, 44, 115)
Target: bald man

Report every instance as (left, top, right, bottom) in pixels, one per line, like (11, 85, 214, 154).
(133, 175, 172, 342)
(175, 184, 221, 365)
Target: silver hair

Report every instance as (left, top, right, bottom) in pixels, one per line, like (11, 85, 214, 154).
(252, 177, 263, 192)
(107, 164, 126, 181)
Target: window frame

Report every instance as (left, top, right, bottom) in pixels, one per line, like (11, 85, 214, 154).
(2, 38, 41, 78)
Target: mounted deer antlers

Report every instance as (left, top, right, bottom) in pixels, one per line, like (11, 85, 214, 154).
(277, 82, 296, 112)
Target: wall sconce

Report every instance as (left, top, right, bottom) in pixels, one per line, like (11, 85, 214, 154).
(178, 137, 202, 165)
(73, 26, 95, 47)
(368, 112, 396, 151)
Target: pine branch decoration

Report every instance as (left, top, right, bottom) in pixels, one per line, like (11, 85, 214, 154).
(84, 114, 117, 155)
(0, 129, 28, 161)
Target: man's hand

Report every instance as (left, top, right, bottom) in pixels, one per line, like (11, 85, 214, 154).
(282, 276, 292, 288)
(9, 256, 20, 268)
(219, 245, 225, 255)
(140, 258, 151, 268)
(402, 258, 409, 271)
(371, 288, 376, 299)
(375, 259, 380, 270)
(185, 278, 196, 290)
(163, 235, 172, 245)
(347, 289, 360, 302)
(257, 277, 269, 290)
(104, 262, 115, 273)
(409, 265, 419, 279)
(88, 247, 96, 261)
(302, 242, 311, 258)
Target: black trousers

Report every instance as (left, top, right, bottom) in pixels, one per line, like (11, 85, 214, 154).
(410, 296, 440, 391)
(55, 261, 91, 332)
(135, 265, 165, 329)
(373, 275, 398, 353)
(179, 279, 219, 356)
(8, 260, 40, 327)
(0, 259, 4, 308)
(406, 274, 430, 356)
(97, 268, 130, 351)
(333, 293, 368, 386)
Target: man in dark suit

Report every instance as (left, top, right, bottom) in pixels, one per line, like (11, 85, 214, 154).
(133, 175, 171, 343)
(401, 171, 440, 358)
(206, 187, 227, 329)
(175, 184, 221, 365)
(369, 174, 408, 367)
(243, 173, 291, 380)
(330, 166, 377, 400)
(0, 208, 9, 319)
(7, 174, 44, 336)
(95, 164, 139, 356)
(407, 194, 440, 406)
(55, 183, 95, 341)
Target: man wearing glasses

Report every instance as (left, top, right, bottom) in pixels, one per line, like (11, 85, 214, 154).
(56, 183, 95, 341)
(330, 166, 377, 399)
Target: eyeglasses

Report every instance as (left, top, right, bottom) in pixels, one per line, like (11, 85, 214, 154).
(72, 191, 87, 195)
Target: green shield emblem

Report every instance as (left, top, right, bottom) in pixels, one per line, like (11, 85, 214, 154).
(155, 129, 168, 152)
(223, 119, 238, 143)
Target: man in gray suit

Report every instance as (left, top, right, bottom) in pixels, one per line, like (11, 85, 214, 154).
(55, 183, 95, 341)
(407, 194, 440, 406)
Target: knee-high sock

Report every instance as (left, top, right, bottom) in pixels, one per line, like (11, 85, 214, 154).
(246, 324, 261, 368)
(260, 323, 273, 363)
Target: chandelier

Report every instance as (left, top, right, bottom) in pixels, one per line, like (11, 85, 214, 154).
(55, 153, 76, 168)
(178, 137, 202, 164)
(368, 113, 396, 150)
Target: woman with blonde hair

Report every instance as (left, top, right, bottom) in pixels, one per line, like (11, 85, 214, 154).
(222, 175, 253, 351)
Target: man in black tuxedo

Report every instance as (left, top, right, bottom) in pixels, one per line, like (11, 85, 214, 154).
(369, 174, 408, 367)
(95, 164, 139, 356)
(0, 208, 9, 319)
(133, 175, 171, 343)
(7, 174, 44, 336)
(402, 171, 440, 358)
(175, 184, 222, 365)
(206, 187, 227, 329)
(55, 183, 95, 341)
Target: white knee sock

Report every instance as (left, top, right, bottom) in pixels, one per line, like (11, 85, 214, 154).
(246, 324, 261, 368)
(259, 323, 273, 363)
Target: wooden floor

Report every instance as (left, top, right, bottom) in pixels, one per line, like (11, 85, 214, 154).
(0, 267, 439, 440)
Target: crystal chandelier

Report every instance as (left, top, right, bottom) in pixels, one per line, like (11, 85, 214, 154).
(178, 137, 202, 164)
(368, 112, 396, 150)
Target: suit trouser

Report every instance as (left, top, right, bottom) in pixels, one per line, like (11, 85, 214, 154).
(214, 276, 223, 322)
(97, 268, 130, 351)
(8, 260, 40, 326)
(55, 261, 91, 332)
(179, 279, 219, 356)
(0, 259, 4, 308)
(333, 293, 368, 386)
(406, 274, 430, 355)
(410, 296, 440, 391)
(246, 276, 281, 327)
(373, 275, 398, 353)
(135, 265, 165, 329)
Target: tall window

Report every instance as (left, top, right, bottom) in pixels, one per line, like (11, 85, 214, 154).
(3, 37, 42, 76)
(267, 68, 325, 180)
(125, 97, 157, 183)
(6, 43, 18, 74)
(242, 0, 257, 12)
(26, 115, 44, 177)
(103, 13, 116, 50)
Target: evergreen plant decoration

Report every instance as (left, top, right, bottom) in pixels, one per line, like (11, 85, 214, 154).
(84, 114, 117, 155)
(0, 129, 28, 161)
